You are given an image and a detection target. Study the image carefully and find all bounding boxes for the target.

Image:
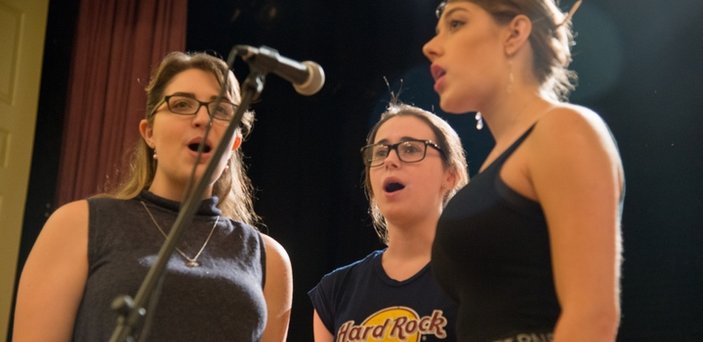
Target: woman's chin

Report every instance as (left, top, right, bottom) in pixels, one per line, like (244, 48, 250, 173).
(439, 98, 473, 115)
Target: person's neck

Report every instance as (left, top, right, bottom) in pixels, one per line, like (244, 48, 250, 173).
(480, 87, 554, 145)
(148, 176, 213, 203)
(384, 219, 435, 261)
(382, 220, 435, 281)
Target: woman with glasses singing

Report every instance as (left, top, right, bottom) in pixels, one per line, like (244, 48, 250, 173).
(308, 103, 469, 341)
(14, 52, 292, 341)
(423, 0, 624, 341)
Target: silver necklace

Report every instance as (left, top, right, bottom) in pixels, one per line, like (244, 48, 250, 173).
(140, 201, 220, 267)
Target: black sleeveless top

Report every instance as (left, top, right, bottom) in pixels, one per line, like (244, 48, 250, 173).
(73, 191, 267, 341)
(432, 126, 559, 341)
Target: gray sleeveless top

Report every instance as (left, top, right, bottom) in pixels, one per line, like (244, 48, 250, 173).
(72, 191, 267, 341)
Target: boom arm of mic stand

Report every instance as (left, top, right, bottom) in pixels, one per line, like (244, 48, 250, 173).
(108, 56, 266, 342)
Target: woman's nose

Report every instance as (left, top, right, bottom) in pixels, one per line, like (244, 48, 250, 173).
(192, 104, 212, 126)
(423, 36, 440, 61)
(382, 149, 402, 168)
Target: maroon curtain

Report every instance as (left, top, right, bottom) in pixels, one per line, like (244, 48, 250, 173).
(56, 0, 187, 205)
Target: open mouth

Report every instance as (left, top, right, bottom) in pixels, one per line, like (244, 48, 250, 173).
(188, 142, 212, 153)
(430, 64, 446, 81)
(384, 182, 406, 193)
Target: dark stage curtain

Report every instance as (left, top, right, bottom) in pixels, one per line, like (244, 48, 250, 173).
(56, 0, 187, 204)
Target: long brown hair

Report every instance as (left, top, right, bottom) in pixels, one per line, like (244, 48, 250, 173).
(106, 51, 260, 226)
(439, 0, 579, 100)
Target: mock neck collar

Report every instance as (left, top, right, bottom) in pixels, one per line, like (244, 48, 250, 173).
(138, 190, 221, 217)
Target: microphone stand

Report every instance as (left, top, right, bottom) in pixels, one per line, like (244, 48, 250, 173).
(108, 47, 266, 342)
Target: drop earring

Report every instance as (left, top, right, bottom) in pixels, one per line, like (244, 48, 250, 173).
(153, 148, 158, 160)
(475, 112, 484, 130)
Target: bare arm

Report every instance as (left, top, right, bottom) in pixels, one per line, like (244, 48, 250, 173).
(313, 310, 334, 342)
(13, 200, 89, 341)
(528, 108, 623, 341)
(259, 233, 293, 342)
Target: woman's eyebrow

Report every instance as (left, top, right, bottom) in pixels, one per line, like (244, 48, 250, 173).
(435, 6, 470, 33)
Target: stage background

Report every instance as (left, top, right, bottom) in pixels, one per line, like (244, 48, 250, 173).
(13, 0, 703, 340)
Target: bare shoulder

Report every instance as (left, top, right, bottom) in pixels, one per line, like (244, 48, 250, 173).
(259, 233, 293, 341)
(530, 104, 621, 159)
(49, 199, 89, 223)
(536, 104, 613, 140)
(260, 233, 292, 275)
(14, 200, 89, 340)
(29, 199, 91, 262)
(527, 104, 624, 190)
(41, 199, 90, 241)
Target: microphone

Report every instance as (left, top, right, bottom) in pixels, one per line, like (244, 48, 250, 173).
(234, 45, 325, 96)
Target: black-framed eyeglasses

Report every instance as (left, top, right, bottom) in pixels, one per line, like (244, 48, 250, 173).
(151, 94, 239, 121)
(361, 139, 444, 167)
